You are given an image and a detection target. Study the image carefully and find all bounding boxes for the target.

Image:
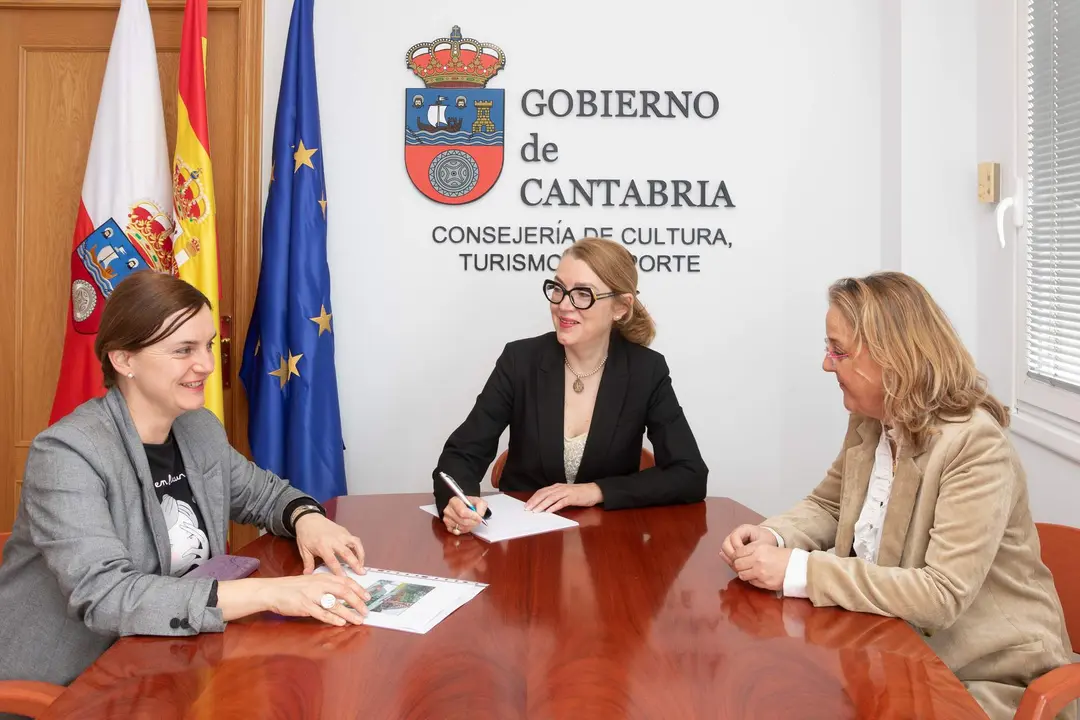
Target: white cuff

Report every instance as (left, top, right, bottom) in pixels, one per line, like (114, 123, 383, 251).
(782, 548, 810, 599)
(762, 526, 785, 548)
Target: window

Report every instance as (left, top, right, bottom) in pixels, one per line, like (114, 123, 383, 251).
(1016, 0, 1080, 433)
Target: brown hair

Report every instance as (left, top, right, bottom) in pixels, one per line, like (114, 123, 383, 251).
(95, 272, 212, 388)
(563, 237, 656, 346)
(828, 271, 1009, 451)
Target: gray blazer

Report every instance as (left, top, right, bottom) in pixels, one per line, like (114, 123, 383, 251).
(0, 388, 308, 685)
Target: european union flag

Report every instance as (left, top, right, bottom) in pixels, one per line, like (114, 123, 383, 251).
(239, 0, 345, 503)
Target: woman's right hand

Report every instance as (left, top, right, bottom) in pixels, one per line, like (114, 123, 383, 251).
(443, 496, 489, 535)
(262, 574, 371, 627)
(720, 524, 778, 569)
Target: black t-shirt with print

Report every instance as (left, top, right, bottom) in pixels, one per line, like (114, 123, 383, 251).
(144, 434, 211, 577)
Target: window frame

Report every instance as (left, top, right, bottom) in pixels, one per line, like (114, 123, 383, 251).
(1011, 0, 1080, 460)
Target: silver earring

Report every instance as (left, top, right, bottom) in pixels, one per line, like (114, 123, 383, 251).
(127, 372, 135, 379)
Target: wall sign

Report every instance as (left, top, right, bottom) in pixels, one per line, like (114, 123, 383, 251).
(404, 26, 506, 205)
(405, 26, 735, 273)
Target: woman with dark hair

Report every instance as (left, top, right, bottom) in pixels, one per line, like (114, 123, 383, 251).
(0, 271, 370, 688)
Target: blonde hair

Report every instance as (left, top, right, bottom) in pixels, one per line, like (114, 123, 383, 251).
(828, 271, 1009, 451)
(563, 237, 655, 346)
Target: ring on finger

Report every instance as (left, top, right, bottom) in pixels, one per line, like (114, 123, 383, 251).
(320, 592, 338, 610)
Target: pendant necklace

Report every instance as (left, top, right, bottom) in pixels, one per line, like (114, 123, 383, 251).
(565, 355, 607, 393)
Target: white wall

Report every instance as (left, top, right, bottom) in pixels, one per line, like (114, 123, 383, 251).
(895, 0, 980, 351)
(261, 0, 1079, 523)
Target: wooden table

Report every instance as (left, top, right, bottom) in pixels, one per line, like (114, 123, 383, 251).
(43, 494, 986, 719)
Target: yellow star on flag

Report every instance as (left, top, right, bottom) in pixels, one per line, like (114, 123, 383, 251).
(310, 305, 333, 336)
(268, 351, 304, 389)
(318, 192, 327, 218)
(288, 351, 303, 376)
(293, 139, 318, 172)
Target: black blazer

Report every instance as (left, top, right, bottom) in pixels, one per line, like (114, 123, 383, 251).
(432, 331, 708, 514)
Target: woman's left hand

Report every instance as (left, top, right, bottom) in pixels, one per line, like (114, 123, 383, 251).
(525, 482, 603, 513)
(295, 513, 366, 577)
(732, 544, 793, 592)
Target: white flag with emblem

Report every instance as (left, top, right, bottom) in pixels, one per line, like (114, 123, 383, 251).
(50, 0, 175, 424)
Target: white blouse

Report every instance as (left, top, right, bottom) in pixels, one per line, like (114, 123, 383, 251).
(770, 427, 897, 598)
(852, 428, 898, 563)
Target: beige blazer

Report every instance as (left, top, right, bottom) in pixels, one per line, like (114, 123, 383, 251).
(763, 409, 1075, 720)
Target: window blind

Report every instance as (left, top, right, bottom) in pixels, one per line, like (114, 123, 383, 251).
(1026, 0, 1080, 392)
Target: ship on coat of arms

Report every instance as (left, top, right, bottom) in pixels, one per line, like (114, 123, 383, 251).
(404, 26, 505, 204)
(69, 202, 177, 334)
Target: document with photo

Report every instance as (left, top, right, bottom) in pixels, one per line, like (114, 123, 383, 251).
(314, 565, 486, 634)
(419, 492, 579, 543)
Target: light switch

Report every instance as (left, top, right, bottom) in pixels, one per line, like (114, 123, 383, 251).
(978, 162, 1000, 203)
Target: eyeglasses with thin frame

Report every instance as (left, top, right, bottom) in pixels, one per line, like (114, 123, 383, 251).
(824, 340, 850, 369)
(543, 279, 619, 310)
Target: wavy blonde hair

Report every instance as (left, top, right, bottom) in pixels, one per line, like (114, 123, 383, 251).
(828, 272, 1009, 451)
(563, 237, 655, 346)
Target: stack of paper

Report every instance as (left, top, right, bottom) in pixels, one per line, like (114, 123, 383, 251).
(419, 492, 579, 543)
(314, 566, 485, 634)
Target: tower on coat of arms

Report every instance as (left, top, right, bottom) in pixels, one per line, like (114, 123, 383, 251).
(404, 26, 505, 204)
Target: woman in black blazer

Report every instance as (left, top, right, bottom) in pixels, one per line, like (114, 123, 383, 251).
(433, 237, 708, 534)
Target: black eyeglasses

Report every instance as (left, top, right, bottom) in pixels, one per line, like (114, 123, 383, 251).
(543, 279, 620, 310)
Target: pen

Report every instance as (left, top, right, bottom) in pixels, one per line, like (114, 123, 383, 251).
(438, 471, 490, 526)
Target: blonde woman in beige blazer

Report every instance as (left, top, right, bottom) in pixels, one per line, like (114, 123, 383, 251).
(720, 272, 1075, 720)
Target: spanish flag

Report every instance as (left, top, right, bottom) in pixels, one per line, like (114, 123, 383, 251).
(172, 0, 224, 422)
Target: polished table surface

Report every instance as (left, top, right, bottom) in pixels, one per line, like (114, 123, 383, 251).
(43, 494, 987, 719)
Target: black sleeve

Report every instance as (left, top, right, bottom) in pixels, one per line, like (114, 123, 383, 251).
(206, 580, 219, 608)
(594, 356, 708, 510)
(281, 496, 324, 536)
(432, 344, 515, 517)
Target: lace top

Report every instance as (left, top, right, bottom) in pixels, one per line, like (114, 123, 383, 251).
(563, 433, 588, 483)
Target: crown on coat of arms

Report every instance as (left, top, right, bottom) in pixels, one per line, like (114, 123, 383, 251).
(172, 160, 210, 225)
(126, 201, 177, 275)
(406, 26, 506, 89)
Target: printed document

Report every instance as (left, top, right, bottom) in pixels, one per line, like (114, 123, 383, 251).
(419, 492, 579, 543)
(314, 566, 485, 634)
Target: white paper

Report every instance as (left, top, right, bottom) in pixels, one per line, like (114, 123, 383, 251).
(314, 566, 486, 634)
(419, 492, 579, 543)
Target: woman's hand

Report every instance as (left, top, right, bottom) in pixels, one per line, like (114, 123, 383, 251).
(525, 483, 603, 513)
(263, 574, 371, 626)
(295, 513, 365, 576)
(720, 524, 778, 569)
(217, 574, 371, 626)
(732, 545, 793, 592)
(443, 496, 489, 536)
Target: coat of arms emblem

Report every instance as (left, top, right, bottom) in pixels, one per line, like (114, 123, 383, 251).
(404, 26, 505, 204)
(69, 201, 175, 334)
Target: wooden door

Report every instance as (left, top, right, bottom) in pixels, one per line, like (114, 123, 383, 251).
(0, 0, 263, 549)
